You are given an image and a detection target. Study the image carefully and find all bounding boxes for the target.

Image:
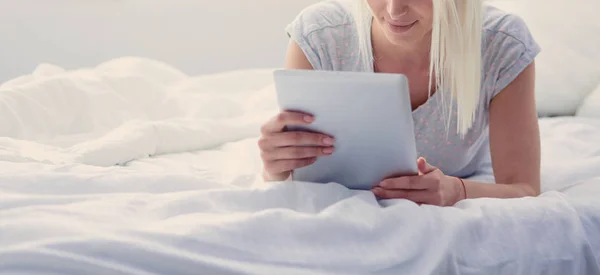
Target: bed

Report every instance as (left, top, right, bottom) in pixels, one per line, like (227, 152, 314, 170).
(2, 0, 600, 274)
(0, 57, 599, 275)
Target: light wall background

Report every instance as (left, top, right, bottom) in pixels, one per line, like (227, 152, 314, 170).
(0, 0, 322, 82)
(2, 0, 599, 117)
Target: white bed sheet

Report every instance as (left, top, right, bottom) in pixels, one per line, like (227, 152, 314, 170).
(1, 58, 599, 275)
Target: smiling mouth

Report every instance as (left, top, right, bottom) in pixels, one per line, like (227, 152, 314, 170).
(386, 20, 418, 33)
(389, 21, 417, 27)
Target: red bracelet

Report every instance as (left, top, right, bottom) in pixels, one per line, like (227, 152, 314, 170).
(457, 177, 467, 200)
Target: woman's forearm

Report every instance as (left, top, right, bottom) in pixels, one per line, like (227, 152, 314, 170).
(453, 176, 540, 201)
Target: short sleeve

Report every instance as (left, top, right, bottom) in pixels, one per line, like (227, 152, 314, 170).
(483, 13, 541, 106)
(285, 14, 321, 70)
(285, 6, 323, 70)
(284, 1, 351, 71)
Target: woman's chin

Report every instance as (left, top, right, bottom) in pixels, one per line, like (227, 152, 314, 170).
(382, 24, 420, 42)
(384, 31, 419, 46)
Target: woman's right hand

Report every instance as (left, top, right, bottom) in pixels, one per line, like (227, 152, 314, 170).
(259, 111, 335, 181)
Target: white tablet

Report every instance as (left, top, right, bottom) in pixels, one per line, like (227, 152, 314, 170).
(272, 69, 418, 190)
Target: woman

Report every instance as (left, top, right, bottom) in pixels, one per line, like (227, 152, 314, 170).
(258, 0, 541, 206)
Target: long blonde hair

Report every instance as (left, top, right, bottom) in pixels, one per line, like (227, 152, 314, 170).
(353, 0, 483, 137)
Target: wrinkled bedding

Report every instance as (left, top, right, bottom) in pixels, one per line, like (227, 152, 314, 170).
(1, 58, 599, 275)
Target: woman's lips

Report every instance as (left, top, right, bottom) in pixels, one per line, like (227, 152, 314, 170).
(386, 20, 418, 34)
(389, 20, 417, 27)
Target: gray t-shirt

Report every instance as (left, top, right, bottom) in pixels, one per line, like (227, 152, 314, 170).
(285, 0, 541, 180)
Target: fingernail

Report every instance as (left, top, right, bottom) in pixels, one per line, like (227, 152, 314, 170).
(380, 181, 388, 188)
(372, 187, 382, 194)
(304, 116, 314, 123)
(323, 147, 334, 154)
(323, 137, 334, 145)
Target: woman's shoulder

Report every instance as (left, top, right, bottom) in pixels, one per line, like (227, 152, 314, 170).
(482, 4, 539, 53)
(285, 0, 361, 71)
(286, 0, 354, 37)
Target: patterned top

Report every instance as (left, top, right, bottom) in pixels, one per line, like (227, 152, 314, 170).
(285, 0, 541, 179)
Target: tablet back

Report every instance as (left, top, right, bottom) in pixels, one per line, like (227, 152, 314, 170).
(273, 69, 418, 190)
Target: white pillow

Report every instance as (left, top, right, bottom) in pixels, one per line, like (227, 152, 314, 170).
(577, 84, 600, 118)
(488, 0, 600, 116)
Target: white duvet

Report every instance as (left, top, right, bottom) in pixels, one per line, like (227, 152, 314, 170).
(1, 57, 599, 275)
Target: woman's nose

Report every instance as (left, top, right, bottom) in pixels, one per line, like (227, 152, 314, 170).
(387, 0, 409, 20)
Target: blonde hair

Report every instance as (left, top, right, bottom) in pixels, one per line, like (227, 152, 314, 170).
(353, 0, 483, 137)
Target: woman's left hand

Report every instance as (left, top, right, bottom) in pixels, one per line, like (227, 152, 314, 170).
(372, 158, 464, 206)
